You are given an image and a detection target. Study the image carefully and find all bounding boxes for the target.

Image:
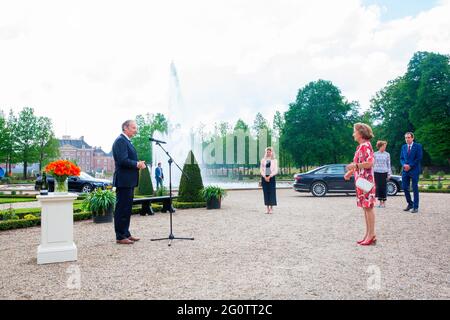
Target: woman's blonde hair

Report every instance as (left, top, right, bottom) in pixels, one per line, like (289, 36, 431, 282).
(263, 147, 275, 160)
(376, 140, 387, 149)
(354, 123, 374, 140)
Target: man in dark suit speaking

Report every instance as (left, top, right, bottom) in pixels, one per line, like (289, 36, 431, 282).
(112, 120, 146, 244)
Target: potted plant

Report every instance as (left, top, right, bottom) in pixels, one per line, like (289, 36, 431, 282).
(82, 188, 116, 223)
(200, 185, 227, 209)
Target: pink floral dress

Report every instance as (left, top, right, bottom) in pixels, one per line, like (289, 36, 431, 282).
(353, 141, 376, 208)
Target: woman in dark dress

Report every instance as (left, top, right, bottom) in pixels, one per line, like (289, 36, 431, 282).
(260, 147, 278, 214)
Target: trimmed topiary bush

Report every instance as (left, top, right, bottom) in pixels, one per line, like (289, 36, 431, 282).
(178, 150, 204, 202)
(136, 166, 154, 196)
(422, 167, 430, 179)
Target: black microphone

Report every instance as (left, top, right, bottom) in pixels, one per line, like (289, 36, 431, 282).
(149, 137, 167, 144)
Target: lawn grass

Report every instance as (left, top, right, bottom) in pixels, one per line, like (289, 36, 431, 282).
(0, 198, 37, 204)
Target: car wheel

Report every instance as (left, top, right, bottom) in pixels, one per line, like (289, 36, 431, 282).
(311, 181, 327, 197)
(387, 181, 398, 196)
(81, 184, 93, 193)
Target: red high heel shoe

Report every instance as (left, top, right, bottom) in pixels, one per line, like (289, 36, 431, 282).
(360, 236, 377, 246)
(357, 237, 367, 244)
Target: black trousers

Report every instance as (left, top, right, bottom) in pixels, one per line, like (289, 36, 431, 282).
(114, 187, 134, 240)
(262, 176, 277, 206)
(374, 172, 388, 201)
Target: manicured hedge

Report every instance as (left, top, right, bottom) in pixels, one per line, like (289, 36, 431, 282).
(0, 194, 37, 199)
(173, 201, 206, 209)
(0, 212, 96, 231)
(0, 198, 37, 204)
(419, 188, 450, 193)
(131, 204, 163, 214)
(0, 217, 41, 230)
(0, 201, 204, 231)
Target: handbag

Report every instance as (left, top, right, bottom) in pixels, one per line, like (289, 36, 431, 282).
(356, 177, 374, 193)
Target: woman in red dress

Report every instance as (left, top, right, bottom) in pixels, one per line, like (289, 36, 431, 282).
(344, 123, 377, 246)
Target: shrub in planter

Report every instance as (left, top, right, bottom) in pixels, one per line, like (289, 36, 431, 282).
(200, 185, 227, 209)
(428, 185, 436, 190)
(82, 188, 116, 223)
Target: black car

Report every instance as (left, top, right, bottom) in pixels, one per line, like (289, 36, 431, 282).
(35, 172, 113, 193)
(293, 164, 402, 197)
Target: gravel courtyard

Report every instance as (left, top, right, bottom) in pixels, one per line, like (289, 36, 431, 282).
(0, 189, 449, 300)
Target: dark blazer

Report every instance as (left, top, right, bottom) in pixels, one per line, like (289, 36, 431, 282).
(112, 134, 139, 188)
(400, 142, 423, 176)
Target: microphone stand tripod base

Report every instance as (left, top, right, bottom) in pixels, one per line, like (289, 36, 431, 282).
(150, 142, 194, 246)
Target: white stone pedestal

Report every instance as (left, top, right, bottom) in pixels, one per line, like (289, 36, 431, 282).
(36, 193, 78, 264)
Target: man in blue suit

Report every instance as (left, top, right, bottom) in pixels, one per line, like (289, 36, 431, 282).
(400, 132, 423, 213)
(155, 162, 164, 189)
(112, 120, 146, 244)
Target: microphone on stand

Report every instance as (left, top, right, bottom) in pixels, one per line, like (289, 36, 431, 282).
(149, 137, 167, 144)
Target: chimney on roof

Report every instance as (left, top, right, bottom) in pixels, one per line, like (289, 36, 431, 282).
(62, 135, 71, 139)
(80, 136, 84, 141)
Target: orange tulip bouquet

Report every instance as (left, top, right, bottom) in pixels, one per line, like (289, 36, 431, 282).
(45, 160, 81, 193)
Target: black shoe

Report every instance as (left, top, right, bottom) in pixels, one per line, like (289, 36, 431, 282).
(410, 208, 419, 213)
(403, 205, 413, 211)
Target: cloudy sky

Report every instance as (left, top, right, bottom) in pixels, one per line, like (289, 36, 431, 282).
(1, 0, 449, 152)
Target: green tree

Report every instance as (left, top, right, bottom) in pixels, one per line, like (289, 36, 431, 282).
(35, 116, 59, 171)
(0, 110, 18, 175)
(15, 107, 40, 179)
(370, 51, 450, 168)
(132, 113, 168, 164)
(407, 52, 450, 165)
(0, 111, 7, 164)
(178, 150, 204, 202)
(370, 77, 415, 171)
(273, 110, 292, 174)
(281, 80, 357, 168)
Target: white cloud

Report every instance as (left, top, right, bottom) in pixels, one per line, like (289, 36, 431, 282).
(0, 0, 449, 150)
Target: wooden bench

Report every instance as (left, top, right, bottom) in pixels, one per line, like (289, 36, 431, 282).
(133, 196, 177, 215)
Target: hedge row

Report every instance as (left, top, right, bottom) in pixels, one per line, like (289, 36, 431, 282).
(418, 188, 450, 193)
(0, 211, 96, 231)
(0, 207, 83, 220)
(0, 202, 204, 231)
(173, 201, 206, 209)
(0, 194, 37, 199)
(0, 217, 41, 230)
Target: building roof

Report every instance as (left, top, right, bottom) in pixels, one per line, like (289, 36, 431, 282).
(59, 136, 92, 149)
(93, 147, 107, 156)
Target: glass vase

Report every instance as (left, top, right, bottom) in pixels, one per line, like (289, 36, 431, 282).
(54, 177, 68, 194)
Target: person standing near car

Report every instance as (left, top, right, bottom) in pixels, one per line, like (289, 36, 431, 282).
(112, 120, 146, 244)
(260, 147, 278, 214)
(345, 123, 377, 246)
(374, 140, 392, 208)
(400, 132, 423, 213)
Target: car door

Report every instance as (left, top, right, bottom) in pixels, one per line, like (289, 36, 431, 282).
(68, 176, 82, 191)
(323, 165, 347, 190)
